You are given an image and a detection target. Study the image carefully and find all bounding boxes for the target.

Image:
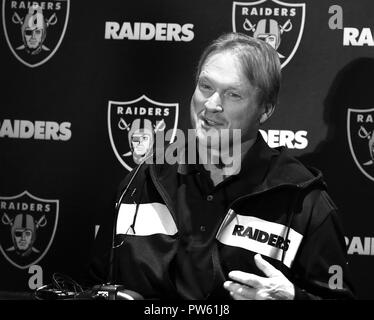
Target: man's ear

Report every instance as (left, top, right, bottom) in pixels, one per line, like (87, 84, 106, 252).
(259, 103, 275, 124)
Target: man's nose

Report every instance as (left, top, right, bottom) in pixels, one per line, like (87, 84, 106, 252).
(204, 92, 223, 112)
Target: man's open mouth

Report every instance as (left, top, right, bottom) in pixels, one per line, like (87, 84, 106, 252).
(200, 116, 223, 128)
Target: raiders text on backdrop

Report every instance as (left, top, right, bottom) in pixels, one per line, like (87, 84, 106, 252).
(105, 22, 194, 41)
(329, 4, 374, 46)
(0, 119, 71, 140)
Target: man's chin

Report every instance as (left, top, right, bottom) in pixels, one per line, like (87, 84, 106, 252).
(196, 129, 221, 150)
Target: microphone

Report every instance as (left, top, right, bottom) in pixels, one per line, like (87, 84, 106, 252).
(108, 158, 148, 283)
(92, 152, 154, 300)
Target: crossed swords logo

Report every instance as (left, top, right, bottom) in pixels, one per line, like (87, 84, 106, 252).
(11, 10, 57, 52)
(358, 126, 374, 166)
(243, 18, 292, 58)
(118, 118, 166, 157)
(1, 212, 47, 253)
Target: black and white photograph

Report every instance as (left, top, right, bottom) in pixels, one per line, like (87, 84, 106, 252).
(0, 0, 372, 315)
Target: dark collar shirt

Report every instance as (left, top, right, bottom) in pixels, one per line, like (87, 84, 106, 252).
(173, 136, 277, 299)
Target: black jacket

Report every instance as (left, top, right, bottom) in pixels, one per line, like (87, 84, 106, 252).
(89, 135, 355, 300)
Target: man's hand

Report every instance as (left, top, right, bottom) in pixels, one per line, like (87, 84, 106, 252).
(223, 254, 295, 300)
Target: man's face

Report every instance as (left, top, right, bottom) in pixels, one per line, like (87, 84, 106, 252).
(24, 27, 43, 49)
(14, 228, 33, 251)
(131, 132, 152, 156)
(191, 51, 264, 149)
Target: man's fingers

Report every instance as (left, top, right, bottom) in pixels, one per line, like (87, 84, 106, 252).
(230, 291, 249, 300)
(224, 280, 254, 295)
(223, 281, 256, 300)
(254, 254, 282, 277)
(228, 270, 265, 288)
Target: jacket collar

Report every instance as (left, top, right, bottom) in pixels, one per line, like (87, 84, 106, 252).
(151, 132, 324, 196)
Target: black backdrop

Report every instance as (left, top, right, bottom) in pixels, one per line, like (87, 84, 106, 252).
(1, 0, 374, 299)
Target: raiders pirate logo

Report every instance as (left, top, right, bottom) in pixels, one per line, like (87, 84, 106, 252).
(2, 0, 70, 67)
(108, 95, 179, 171)
(0, 191, 59, 269)
(232, 0, 305, 68)
(347, 108, 374, 182)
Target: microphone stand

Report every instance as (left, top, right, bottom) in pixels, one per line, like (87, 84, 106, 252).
(91, 153, 153, 300)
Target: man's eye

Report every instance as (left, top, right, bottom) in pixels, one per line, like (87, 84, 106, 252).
(226, 91, 241, 99)
(199, 82, 213, 91)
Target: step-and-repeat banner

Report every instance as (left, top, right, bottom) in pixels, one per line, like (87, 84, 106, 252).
(1, 0, 373, 299)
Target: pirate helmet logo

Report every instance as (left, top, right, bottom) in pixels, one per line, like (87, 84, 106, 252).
(347, 108, 374, 182)
(20, 4, 49, 55)
(11, 214, 38, 256)
(108, 95, 179, 171)
(128, 119, 155, 164)
(0, 191, 59, 269)
(250, 18, 292, 58)
(2, 0, 70, 67)
(233, 0, 306, 68)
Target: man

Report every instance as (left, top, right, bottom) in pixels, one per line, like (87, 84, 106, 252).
(89, 32, 355, 300)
